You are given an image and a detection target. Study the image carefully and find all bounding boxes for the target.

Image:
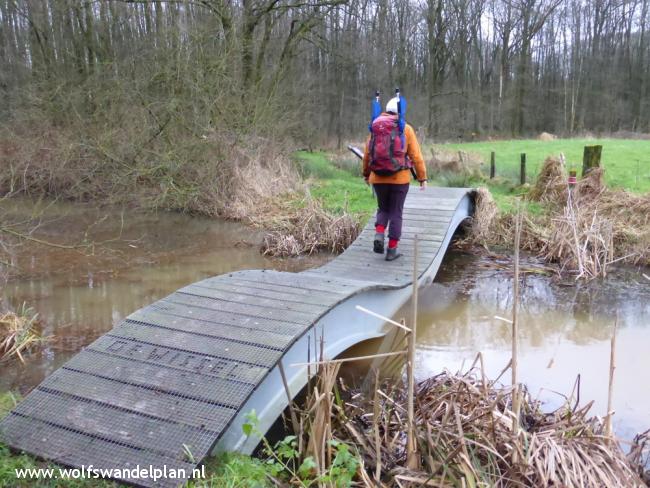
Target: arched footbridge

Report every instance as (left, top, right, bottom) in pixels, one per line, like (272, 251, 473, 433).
(1, 187, 474, 487)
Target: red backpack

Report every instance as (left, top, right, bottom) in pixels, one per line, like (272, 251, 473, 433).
(369, 114, 412, 175)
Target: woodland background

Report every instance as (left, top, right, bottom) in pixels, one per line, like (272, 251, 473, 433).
(2, 0, 650, 217)
(2, 0, 650, 143)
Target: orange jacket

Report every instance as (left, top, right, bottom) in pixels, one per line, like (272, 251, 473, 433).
(362, 115, 427, 184)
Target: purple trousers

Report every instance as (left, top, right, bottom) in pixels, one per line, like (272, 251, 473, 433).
(373, 183, 410, 241)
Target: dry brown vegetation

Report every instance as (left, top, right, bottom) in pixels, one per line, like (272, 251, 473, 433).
(537, 132, 557, 141)
(252, 194, 359, 257)
(1, 108, 362, 259)
(466, 187, 499, 245)
(428, 147, 484, 175)
(0, 122, 362, 261)
(0, 304, 48, 363)
(283, 363, 649, 487)
(348, 371, 648, 487)
(0, 124, 297, 219)
(467, 158, 650, 278)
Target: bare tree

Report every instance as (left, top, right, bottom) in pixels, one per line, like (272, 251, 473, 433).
(2, 0, 650, 144)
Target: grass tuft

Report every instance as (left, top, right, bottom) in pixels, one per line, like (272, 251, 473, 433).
(189, 453, 271, 487)
(0, 304, 48, 363)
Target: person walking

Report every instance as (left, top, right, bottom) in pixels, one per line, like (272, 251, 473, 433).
(362, 96, 427, 261)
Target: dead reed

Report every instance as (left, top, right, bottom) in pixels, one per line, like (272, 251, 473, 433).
(629, 429, 650, 485)
(540, 188, 615, 279)
(273, 358, 649, 487)
(465, 187, 499, 246)
(314, 369, 647, 487)
(527, 156, 566, 202)
(199, 131, 299, 220)
(0, 304, 48, 363)
(303, 362, 341, 477)
(537, 166, 650, 278)
(254, 193, 360, 257)
(469, 158, 650, 278)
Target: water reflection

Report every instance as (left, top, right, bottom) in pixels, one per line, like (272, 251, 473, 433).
(409, 251, 650, 442)
(2, 199, 648, 443)
(1, 201, 328, 392)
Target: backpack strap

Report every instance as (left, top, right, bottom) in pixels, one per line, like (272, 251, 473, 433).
(389, 121, 400, 170)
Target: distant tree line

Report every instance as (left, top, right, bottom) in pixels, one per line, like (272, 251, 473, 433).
(1, 0, 650, 142)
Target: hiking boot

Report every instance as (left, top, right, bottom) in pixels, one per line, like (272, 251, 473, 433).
(385, 247, 401, 261)
(373, 232, 385, 254)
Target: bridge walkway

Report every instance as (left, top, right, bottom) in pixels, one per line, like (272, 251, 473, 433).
(0, 187, 474, 487)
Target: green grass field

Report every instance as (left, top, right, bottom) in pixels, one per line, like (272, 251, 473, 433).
(294, 150, 546, 217)
(294, 151, 377, 218)
(296, 139, 650, 221)
(436, 138, 650, 194)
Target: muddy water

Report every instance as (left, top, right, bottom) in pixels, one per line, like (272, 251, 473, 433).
(404, 252, 649, 443)
(2, 201, 649, 443)
(1, 200, 328, 391)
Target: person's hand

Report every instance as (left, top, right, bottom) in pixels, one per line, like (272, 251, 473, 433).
(364, 176, 370, 186)
(419, 180, 427, 191)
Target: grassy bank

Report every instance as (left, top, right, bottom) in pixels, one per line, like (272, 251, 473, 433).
(294, 148, 542, 217)
(294, 150, 376, 218)
(293, 144, 649, 277)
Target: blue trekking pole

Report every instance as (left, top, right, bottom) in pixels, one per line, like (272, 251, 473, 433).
(395, 88, 406, 143)
(369, 90, 381, 131)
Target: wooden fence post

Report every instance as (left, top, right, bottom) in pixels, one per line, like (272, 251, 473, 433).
(490, 151, 495, 179)
(582, 145, 602, 176)
(520, 153, 526, 185)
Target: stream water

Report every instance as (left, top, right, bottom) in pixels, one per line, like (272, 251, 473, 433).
(0, 200, 328, 391)
(1, 200, 648, 443)
(406, 252, 650, 444)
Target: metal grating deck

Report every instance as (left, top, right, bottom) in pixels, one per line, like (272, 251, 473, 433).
(0, 187, 474, 487)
